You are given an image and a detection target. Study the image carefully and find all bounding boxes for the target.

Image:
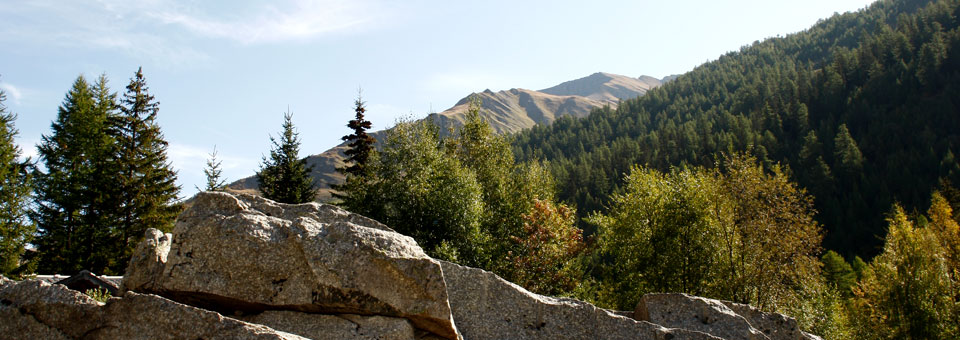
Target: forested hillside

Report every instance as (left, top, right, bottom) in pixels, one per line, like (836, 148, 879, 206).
(514, 0, 960, 258)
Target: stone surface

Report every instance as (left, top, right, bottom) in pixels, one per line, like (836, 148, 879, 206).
(636, 293, 768, 340)
(121, 228, 172, 293)
(93, 291, 306, 340)
(0, 305, 70, 340)
(440, 261, 720, 340)
(0, 279, 105, 338)
(125, 191, 459, 340)
(242, 310, 417, 340)
(0, 279, 306, 340)
(720, 301, 821, 340)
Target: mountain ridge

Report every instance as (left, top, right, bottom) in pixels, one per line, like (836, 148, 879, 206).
(228, 72, 676, 199)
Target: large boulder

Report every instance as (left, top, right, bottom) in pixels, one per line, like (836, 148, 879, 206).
(121, 228, 171, 293)
(635, 294, 823, 340)
(720, 301, 822, 340)
(124, 192, 459, 340)
(439, 261, 720, 340)
(242, 311, 417, 340)
(0, 279, 305, 340)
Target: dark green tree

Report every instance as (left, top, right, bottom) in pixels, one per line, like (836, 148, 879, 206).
(257, 111, 316, 204)
(33, 75, 118, 274)
(832, 124, 864, 174)
(0, 85, 35, 277)
(340, 92, 376, 176)
(199, 145, 226, 191)
(821, 250, 856, 296)
(109, 67, 181, 273)
(332, 92, 376, 203)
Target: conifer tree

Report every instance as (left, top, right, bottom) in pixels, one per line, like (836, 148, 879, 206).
(332, 92, 376, 203)
(199, 145, 226, 191)
(341, 92, 375, 177)
(833, 124, 864, 174)
(109, 67, 181, 272)
(0, 85, 35, 277)
(33, 75, 118, 274)
(257, 111, 316, 204)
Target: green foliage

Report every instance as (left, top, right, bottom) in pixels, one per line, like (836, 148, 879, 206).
(32, 70, 180, 275)
(257, 111, 316, 204)
(512, 0, 960, 258)
(590, 153, 823, 312)
(591, 165, 726, 309)
(200, 146, 226, 191)
(850, 204, 959, 339)
(109, 67, 181, 273)
(338, 103, 586, 292)
(85, 287, 111, 303)
(0, 86, 35, 277)
(821, 250, 856, 296)
(33, 75, 121, 275)
(341, 119, 487, 265)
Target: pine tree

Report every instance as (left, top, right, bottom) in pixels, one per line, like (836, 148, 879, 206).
(257, 111, 316, 204)
(332, 92, 376, 203)
(833, 124, 864, 173)
(199, 145, 226, 191)
(340, 92, 375, 177)
(32, 75, 118, 274)
(0, 85, 35, 277)
(109, 67, 181, 273)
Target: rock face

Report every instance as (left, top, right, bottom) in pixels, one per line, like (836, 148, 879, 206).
(439, 261, 719, 340)
(0, 279, 306, 340)
(123, 191, 459, 340)
(4, 192, 821, 340)
(636, 293, 820, 340)
(241, 311, 417, 340)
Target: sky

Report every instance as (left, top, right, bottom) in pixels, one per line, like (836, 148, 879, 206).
(0, 0, 876, 199)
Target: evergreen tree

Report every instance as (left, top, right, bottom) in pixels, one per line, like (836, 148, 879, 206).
(0, 85, 35, 277)
(332, 92, 376, 203)
(199, 145, 226, 191)
(109, 67, 181, 273)
(257, 111, 316, 204)
(340, 92, 375, 177)
(33, 75, 118, 274)
(832, 124, 864, 174)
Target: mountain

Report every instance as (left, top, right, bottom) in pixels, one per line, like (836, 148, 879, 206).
(227, 72, 668, 200)
(512, 0, 960, 258)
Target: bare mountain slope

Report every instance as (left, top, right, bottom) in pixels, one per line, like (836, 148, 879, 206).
(228, 72, 669, 200)
(539, 72, 660, 104)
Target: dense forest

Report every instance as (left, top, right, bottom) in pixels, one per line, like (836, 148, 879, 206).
(513, 0, 960, 258)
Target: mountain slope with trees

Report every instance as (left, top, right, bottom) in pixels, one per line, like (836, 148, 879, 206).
(513, 0, 960, 258)
(228, 72, 670, 200)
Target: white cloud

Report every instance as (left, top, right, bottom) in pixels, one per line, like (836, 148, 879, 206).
(0, 0, 386, 64)
(152, 0, 381, 44)
(0, 83, 23, 105)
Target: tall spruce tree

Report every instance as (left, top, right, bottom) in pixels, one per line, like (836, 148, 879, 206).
(0, 85, 35, 277)
(110, 67, 181, 273)
(199, 145, 226, 191)
(341, 92, 375, 176)
(333, 92, 376, 203)
(257, 111, 316, 203)
(33, 75, 118, 274)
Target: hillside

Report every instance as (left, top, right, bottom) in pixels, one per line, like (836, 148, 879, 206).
(513, 0, 960, 258)
(229, 72, 668, 198)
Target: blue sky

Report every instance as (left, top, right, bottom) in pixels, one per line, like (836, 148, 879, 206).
(0, 0, 875, 198)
